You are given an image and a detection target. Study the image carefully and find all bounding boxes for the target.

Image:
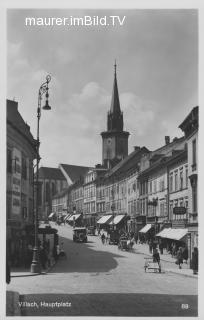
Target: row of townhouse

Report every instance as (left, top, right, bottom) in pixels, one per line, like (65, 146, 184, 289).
(51, 106, 198, 265)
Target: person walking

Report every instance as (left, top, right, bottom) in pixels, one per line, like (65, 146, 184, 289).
(172, 242, 177, 257)
(192, 247, 198, 275)
(149, 239, 153, 253)
(159, 240, 164, 255)
(153, 248, 161, 273)
(182, 246, 188, 264)
(101, 233, 105, 245)
(176, 247, 183, 269)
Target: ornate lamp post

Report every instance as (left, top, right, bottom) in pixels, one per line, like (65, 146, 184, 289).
(31, 75, 51, 273)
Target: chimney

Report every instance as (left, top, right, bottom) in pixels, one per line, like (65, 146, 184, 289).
(134, 146, 140, 152)
(165, 136, 170, 145)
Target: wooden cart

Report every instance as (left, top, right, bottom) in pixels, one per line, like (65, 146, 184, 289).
(144, 257, 161, 273)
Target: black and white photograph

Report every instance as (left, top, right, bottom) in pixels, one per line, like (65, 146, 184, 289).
(2, 1, 201, 318)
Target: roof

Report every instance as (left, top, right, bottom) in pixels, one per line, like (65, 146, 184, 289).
(53, 188, 69, 199)
(7, 99, 36, 150)
(105, 146, 150, 179)
(38, 167, 66, 180)
(138, 148, 187, 179)
(60, 164, 90, 183)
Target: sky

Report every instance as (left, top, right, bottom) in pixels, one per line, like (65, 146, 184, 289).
(7, 9, 198, 168)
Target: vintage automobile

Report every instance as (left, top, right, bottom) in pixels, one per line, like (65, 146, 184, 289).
(87, 226, 96, 236)
(109, 230, 120, 245)
(73, 227, 88, 243)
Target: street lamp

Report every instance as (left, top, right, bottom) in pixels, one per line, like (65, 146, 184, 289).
(31, 75, 51, 273)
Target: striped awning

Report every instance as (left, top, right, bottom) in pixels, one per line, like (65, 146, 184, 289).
(64, 214, 71, 221)
(139, 224, 152, 233)
(109, 215, 126, 225)
(156, 228, 188, 240)
(68, 214, 81, 222)
(48, 212, 55, 218)
(97, 215, 112, 224)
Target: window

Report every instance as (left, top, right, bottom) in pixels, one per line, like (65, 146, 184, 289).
(45, 182, 50, 202)
(185, 166, 188, 188)
(7, 149, 12, 173)
(175, 171, 178, 191)
(22, 157, 27, 179)
(149, 181, 152, 193)
(192, 139, 196, 169)
(192, 183, 197, 213)
(52, 183, 56, 196)
(169, 174, 173, 192)
(179, 170, 183, 190)
(154, 180, 157, 193)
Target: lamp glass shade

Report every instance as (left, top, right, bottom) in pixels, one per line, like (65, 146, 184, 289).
(42, 100, 51, 110)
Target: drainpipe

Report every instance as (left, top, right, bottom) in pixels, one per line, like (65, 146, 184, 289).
(166, 166, 170, 224)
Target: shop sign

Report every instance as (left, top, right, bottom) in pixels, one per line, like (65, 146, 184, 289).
(11, 148, 21, 215)
(173, 206, 186, 215)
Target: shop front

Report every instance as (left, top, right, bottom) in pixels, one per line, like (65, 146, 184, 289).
(96, 214, 113, 231)
(83, 213, 97, 227)
(187, 223, 198, 268)
(156, 227, 189, 258)
(67, 213, 82, 227)
(135, 215, 146, 242)
(109, 214, 129, 233)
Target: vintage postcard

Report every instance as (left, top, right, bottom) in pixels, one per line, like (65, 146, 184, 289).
(1, 0, 201, 318)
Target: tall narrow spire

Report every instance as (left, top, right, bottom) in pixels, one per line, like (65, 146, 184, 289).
(110, 60, 121, 114)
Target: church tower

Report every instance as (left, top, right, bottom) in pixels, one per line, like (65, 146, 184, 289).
(101, 62, 130, 168)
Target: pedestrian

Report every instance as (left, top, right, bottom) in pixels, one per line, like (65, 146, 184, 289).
(101, 233, 105, 245)
(149, 239, 153, 253)
(134, 233, 138, 244)
(182, 246, 188, 264)
(172, 242, 177, 257)
(152, 248, 161, 273)
(159, 240, 164, 255)
(176, 247, 183, 269)
(192, 247, 198, 275)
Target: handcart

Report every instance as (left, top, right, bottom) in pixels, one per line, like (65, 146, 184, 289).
(118, 238, 133, 251)
(144, 257, 161, 273)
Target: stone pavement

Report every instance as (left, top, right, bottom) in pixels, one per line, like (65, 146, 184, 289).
(134, 242, 198, 279)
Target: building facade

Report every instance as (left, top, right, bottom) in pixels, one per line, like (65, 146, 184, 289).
(7, 99, 37, 266)
(179, 106, 198, 263)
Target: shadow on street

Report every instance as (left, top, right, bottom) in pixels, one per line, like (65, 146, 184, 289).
(49, 236, 125, 273)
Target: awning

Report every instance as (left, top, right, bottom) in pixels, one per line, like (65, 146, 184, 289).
(48, 212, 55, 218)
(64, 214, 71, 221)
(156, 228, 171, 238)
(109, 215, 126, 225)
(139, 224, 152, 233)
(97, 215, 112, 224)
(156, 228, 188, 240)
(68, 214, 81, 222)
